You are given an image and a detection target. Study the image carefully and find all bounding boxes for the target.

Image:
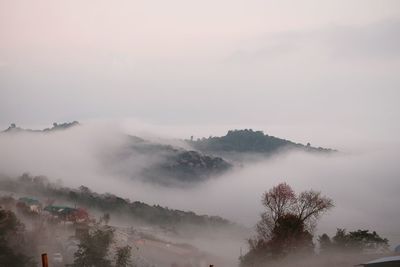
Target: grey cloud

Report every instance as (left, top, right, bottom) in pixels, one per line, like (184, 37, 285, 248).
(228, 18, 400, 64)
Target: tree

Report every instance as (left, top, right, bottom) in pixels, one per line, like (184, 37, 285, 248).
(319, 228, 389, 253)
(268, 214, 314, 256)
(240, 183, 333, 266)
(318, 233, 332, 253)
(115, 245, 133, 267)
(71, 225, 114, 267)
(256, 183, 333, 243)
(100, 213, 110, 225)
(346, 229, 389, 252)
(0, 208, 34, 267)
(332, 228, 347, 249)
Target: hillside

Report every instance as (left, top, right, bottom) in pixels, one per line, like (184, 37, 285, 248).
(2, 122, 232, 185)
(187, 129, 335, 155)
(0, 174, 234, 232)
(122, 136, 232, 185)
(1, 123, 335, 185)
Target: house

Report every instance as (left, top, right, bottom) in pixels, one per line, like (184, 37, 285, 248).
(17, 197, 42, 213)
(44, 206, 89, 223)
(358, 256, 400, 267)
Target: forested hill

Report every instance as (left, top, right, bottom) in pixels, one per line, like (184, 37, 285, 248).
(123, 136, 232, 185)
(187, 129, 335, 154)
(0, 174, 234, 230)
(3, 121, 79, 133)
(1, 122, 232, 185)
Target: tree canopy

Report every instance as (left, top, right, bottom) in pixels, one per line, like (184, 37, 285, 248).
(319, 228, 389, 253)
(188, 129, 335, 154)
(240, 183, 333, 266)
(71, 224, 115, 267)
(0, 208, 34, 267)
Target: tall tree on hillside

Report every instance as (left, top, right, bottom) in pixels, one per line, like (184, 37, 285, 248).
(240, 183, 333, 266)
(71, 225, 114, 267)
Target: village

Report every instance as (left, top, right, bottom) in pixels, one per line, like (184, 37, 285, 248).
(0, 194, 222, 267)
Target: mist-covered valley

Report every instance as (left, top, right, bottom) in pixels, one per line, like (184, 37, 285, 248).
(1, 121, 399, 266)
(2, 2, 400, 265)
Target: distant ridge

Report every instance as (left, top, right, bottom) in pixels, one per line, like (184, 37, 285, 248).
(1, 123, 335, 185)
(3, 121, 79, 133)
(187, 129, 335, 154)
(1, 121, 231, 185)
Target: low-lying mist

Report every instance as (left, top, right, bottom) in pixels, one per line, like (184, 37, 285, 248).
(0, 121, 399, 251)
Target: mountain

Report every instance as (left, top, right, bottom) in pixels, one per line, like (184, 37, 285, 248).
(3, 121, 79, 133)
(1, 123, 334, 185)
(1, 122, 232, 185)
(186, 129, 335, 156)
(113, 136, 232, 185)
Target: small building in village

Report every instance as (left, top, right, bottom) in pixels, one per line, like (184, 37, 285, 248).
(44, 205, 89, 223)
(358, 256, 400, 267)
(17, 197, 42, 214)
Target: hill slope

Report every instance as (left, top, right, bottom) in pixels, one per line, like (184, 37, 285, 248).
(2, 122, 232, 185)
(187, 129, 335, 155)
(116, 136, 232, 185)
(0, 174, 234, 231)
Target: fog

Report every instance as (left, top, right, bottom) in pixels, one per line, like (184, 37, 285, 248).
(1, 122, 399, 252)
(1, 1, 400, 264)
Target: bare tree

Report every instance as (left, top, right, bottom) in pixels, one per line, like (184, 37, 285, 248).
(258, 183, 333, 238)
(262, 183, 296, 223)
(241, 183, 334, 266)
(296, 190, 334, 230)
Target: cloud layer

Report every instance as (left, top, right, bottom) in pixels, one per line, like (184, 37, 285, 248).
(0, 123, 399, 249)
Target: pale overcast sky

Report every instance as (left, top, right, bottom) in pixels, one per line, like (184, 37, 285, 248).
(1, 0, 400, 145)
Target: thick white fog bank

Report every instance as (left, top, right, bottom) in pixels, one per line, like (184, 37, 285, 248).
(133, 147, 400, 245)
(0, 123, 130, 189)
(0, 123, 399, 247)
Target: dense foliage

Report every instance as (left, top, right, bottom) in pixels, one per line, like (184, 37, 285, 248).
(70, 223, 135, 267)
(125, 136, 232, 184)
(71, 224, 115, 267)
(114, 245, 133, 267)
(319, 228, 389, 253)
(240, 183, 333, 266)
(0, 208, 35, 267)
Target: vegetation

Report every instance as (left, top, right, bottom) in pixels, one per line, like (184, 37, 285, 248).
(0, 174, 233, 230)
(0, 208, 35, 267)
(115, 245, 133, 267)
(188, 129, 335, 154)
(319, 228, 389, 253)
(3, 121, 79, 133)
(240, 183, 334, 266)
(126, 136, 232, 184)
(2, 123, 232, 185)
(71, 223, 135, 267)
(71, 224, 114, 267)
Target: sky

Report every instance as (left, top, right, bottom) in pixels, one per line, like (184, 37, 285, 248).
(1, 0, 400, 146)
